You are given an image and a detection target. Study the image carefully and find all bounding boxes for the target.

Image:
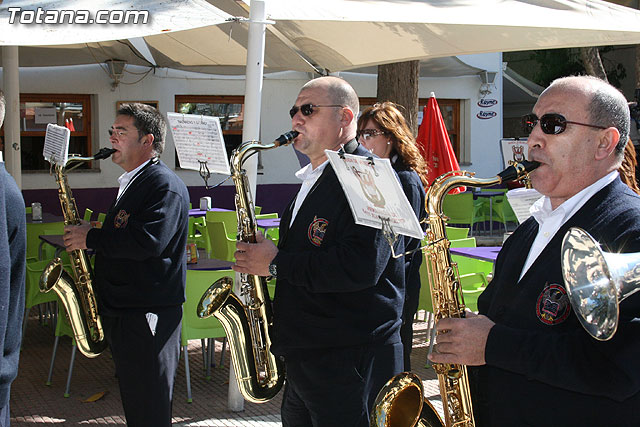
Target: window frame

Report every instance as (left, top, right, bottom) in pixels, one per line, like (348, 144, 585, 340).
(2, 93, 93, 171)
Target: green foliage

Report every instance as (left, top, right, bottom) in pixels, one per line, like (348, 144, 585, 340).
(527, 47, 626, 88)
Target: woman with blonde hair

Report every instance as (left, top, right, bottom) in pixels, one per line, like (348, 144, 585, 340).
(357, 101, 428, 371)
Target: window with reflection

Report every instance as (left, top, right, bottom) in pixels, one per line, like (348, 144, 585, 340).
(0, 94, 92, 171)
(174, 95, 244, 168)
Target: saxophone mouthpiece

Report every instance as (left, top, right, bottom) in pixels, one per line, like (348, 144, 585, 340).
(93, 148, 117, 160)
(497, 160, 540, 183)
(274, 131, 299, 147)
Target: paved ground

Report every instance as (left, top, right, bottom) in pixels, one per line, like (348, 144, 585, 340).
(11, 311, 441, 426)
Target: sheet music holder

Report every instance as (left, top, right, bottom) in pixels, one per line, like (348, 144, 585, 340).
(167, 113, 231, 179)
(326, 150, 424, 251)
(43, 124, 70, 166)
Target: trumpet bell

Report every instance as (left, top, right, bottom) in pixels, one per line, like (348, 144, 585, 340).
(561, 227, 640, 341)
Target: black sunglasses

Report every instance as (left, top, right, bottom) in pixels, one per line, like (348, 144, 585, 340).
(289, 104, 344, 119)
(522, 113, 607, 135)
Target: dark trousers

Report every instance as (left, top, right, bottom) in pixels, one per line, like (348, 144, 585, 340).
(102, 306, 182, 427)
(400, 281, 421, 371)
(281, 341, 403, 427)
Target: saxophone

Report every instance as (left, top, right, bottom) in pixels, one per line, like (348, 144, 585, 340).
(197, 131, 298, 403)
(39, 148, 117, 358)
(371, 160, 540, 427)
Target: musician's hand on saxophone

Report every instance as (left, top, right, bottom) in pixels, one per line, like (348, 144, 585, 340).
(233, 230, 278, 277)
(428, 311, 495, 366)
(63, 222, 91, 251)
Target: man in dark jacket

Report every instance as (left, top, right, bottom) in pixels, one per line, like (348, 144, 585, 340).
(429, 76, 640, 426)
(64, 103, 189, 426)
(0, 90, 26, 427)
(233, 76, 405, 426)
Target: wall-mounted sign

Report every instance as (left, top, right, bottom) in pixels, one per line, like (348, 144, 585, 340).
(478, 99, 498, 108)
(35, 107, 57, 124)
(500, 138, 529, 169)
(476, 110, 497, 120)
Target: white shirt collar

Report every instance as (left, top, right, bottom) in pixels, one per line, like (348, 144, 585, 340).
(295, 159, 329, 182)
(117, 159, 153, 201)
(530, 170, 619, 226)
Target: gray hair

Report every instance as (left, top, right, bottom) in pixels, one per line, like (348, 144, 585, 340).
(549, 76, 630, 159)
(116, 102, 166, 156)
(301, 76, 359, 118)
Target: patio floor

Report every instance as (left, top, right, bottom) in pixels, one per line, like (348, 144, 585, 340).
(11, 311, 441, 426)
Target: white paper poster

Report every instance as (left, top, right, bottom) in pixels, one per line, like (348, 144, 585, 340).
(35, 107, 57, 124)
(500, 138, 529, 169)
(167, 112, 231, 175)
(326, 150, 423, 240)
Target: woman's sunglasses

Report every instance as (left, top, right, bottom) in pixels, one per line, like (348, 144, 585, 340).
(521, 113, 607, 135)
(289, 104, 343, 119)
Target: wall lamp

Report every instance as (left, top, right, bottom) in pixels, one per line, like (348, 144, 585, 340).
(478, 70, 498, 96)
(105, 59, 127, 90)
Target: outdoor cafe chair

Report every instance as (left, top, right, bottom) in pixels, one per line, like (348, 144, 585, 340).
(442, 192, 485, 236)
(23, 259, 59, 344)
(206, 221, 236, 262)
(46, 303, 79, 398)
(182, 269, 231, 403)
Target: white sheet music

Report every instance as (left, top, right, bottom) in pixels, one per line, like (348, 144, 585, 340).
(506, 188, 542, 224)
(43, 124, 70, 166)
(167, 112, 231, 175)
(326, 150, 423, 239)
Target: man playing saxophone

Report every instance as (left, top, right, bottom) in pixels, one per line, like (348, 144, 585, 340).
(429, 76, 640, 426)
(233, 76, 405, 426)
(63, 103, 189, 426)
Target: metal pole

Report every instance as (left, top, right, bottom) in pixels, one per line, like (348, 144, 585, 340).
(228, 0, 269, 413)
(2, 46, 22, 188)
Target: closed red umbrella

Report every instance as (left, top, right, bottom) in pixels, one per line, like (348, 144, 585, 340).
(416, 93, 465, 194)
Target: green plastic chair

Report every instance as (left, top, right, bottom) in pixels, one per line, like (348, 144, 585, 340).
(449, 237, 477, 248)
(25, 206, 32, 214)
(82, 208, 93, 222)
(442, 192, 485, 236)
(445, 226, 469, 240)
(23, 260, 60, 341)
(97, 212, 106, 224)
(182, 269, 231, 403)
(206, 221, 237, 261)
(26, 221, 65, 261)
(190, 217, 210, 255)
(459, 272, 488, 312)
(254, 205, 262, 215)
(205, 210, 238, 240)
(46, 303, 77, 398)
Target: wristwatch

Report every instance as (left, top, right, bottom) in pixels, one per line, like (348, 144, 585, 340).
(268, 261, 277, 278)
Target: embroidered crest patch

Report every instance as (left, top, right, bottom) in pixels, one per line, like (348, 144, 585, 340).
(114, 209, 130, 229)
(536, 283, 571, 325)
(307, 216, 328, 247)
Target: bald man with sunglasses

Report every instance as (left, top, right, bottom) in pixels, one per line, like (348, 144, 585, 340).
(428, 75, 640, 425)
(233, 76, 405, 426)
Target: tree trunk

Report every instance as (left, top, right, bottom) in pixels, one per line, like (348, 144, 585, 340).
(580, 47, 608, 82)
(635, 45, 640, 95)
(377, 61, 420, 135)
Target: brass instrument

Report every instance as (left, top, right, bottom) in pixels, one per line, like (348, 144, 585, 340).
(371, 160, 540, 427)
(197, 131, 298, 403)
(561, 227, 640, 341)
(39, 148, 117, 358)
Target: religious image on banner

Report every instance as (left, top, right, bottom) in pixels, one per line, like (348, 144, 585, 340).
(416, 93, 465, 194)
(326, 150, 423, 240)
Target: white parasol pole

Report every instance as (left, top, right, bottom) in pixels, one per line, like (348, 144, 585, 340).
(2, 46, 22, 188)
(228, 0, 269, 413)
